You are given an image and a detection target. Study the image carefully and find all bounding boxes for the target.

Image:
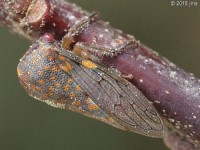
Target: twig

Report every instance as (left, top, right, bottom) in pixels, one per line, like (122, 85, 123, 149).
(0, 0, 200, 149)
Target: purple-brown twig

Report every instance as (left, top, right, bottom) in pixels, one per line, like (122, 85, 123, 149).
(0, 0, 200, 149)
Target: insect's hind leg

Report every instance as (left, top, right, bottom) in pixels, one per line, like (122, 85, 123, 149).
(62, 12, 99, 50)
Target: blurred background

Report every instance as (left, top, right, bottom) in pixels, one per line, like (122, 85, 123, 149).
(0, 0, 199, 149)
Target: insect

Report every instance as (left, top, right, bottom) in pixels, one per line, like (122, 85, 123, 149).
(17, 12, 164, 138)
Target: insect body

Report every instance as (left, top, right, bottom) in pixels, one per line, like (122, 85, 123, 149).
(17, 34, 164, 137)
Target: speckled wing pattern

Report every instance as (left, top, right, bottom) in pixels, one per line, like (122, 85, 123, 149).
(55, 49, 164, 137)
(17, 38, 164, 138)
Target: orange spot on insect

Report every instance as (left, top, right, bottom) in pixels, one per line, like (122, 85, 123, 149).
(31, 85, 36, 90)
(38, 70, 43, 76)
(42, 52, 47, 58)
(82, 60, 97, 69)
(49, 86, 54, 91)
(59, 62, 73, 72)
(64, 85, 69, 91)
(58, 55, 66, 61)
(49, 56, 54, 61)
(48, 92, 54, 96)
(22, 76, 27, 81)
(66, 62, 73, 70)
(52, 66, 58, 72)
(50, 76, 56, 81)
(101, 117, 107, 123)
(67, 78, 72, 84)
(72, 100, 81, 106)
(55, 82, 61, 87)
(31, 59, 36, 65)
(108, 117, 114, 123)
(28, 71, 33, 76)
(88, 104, 99, 110)
(70, 92, 76, 99)
(76, 85, 81, 91)
(84, 97, 90, 104)
(37, 87, 42, 92)
(45, 65, 50, 70)
(39, 80, 44, 85)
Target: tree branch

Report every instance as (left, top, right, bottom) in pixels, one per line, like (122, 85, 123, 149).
(1, 0, 199, 149)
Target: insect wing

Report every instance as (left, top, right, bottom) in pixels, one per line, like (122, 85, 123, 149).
(55, 49, 164, 137)
(18, 39, 127, 131)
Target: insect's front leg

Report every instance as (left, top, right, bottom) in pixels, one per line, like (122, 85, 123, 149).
(62, 12, 99, 49)
(72, 40, 139, 59)
(61, 10, 139, 58)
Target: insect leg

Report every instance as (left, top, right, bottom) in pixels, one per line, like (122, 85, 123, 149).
(72, 42, 134, 79)
(62, 12, 99, 49)
(72, 40, 139, 59)
(72, 42, 107, 66)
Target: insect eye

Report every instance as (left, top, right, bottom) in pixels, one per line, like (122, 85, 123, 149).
(41, 33, 55, 43)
